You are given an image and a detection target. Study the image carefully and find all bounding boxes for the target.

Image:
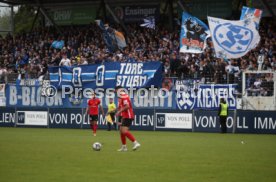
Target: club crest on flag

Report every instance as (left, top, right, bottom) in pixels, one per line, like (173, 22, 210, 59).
(214, 23, 253, 54)
(208, 16, 260, 59)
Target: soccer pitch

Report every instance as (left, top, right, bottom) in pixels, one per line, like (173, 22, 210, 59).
(0, 127, 275, 182)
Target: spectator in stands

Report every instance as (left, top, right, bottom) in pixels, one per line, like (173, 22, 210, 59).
(0, 65, 7, 83)
(0, 18, 274, 88)
(50, 52, 62, 66)
(170, 53, 180, 77)
(79, 55, 88, 65)
(59, 54, 71, 66)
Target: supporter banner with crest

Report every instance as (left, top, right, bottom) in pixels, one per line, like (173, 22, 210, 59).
(208, 16, 260, 59)
(180, 12, 210, 53)
(48, 62, 163, 89)
(5, 83, 174, 108)
(175, 80, 237, 110)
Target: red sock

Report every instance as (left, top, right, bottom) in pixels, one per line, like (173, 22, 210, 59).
(120, 133, 126, 145)
(89, 123, 93, 131)
(93, 124, 97, 134)
(125, 131, 135, 142)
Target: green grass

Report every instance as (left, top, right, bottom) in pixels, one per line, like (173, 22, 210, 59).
(0, 127, 276, 182)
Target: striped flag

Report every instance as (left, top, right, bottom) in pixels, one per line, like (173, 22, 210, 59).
(240, 6, 263, 29)
(140, 17, 155, 29)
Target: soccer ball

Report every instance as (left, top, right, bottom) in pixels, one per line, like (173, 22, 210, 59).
(92, 142, 102, 151)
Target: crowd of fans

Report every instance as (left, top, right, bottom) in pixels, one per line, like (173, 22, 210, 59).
(246, 73, 274, 96)
(0, 18, 275, 87)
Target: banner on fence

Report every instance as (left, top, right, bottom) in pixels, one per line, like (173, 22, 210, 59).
(5, 84, 175, 108)
(176, 81, 237, 110)
(49, 108, 154, 130)
(1, 107, 275, 134)
(48, 62, 163, 89)
(49, 108, 83, 128)
(0, 107, 15, 127)
(6, 85, 63, 107)
(236, 110, 276, 134)
(156, 113, 192, 129)
(17, 111, 48, 126)
(194, 110, 234, 133)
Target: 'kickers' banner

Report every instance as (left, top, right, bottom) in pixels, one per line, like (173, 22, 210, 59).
(49, 62, 163, 89)
(176, 80, 237, 110)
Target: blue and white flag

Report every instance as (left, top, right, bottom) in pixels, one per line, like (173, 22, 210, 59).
(51, 40, 64, 49)
(140, 17, 155, 29)
(208, 16, 260, 59)
(180, 12, 210, 54)
(240, 6, 262, 29)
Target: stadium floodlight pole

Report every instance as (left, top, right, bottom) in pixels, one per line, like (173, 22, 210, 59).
(31, 7, 40, 32)
(177, 0, 190, 13)
(261, 0, 275, 18)
(35, 0, 62, 35)
(11, 5, 14, 36)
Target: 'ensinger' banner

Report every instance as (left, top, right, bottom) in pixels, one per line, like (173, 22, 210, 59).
(176, 80, 237, 110)
(49, 62, 163, 89)
(114, 5, 160, 23)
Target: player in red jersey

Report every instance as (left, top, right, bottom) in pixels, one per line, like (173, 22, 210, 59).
(86, 93, 104, 136)
(115, 86, 140, 151)
(117, 97, 123, 126)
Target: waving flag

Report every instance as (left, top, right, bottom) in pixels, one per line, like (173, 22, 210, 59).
(95, 20, 126, 52)
(114, 30, 127, 49)
(240, 6, 262, 29)
(208, 16, 260, 59)
(95, 20, 116, 52)
(180, 12, 210, 54)
(140, 17, 155, 29)
(51, 40, 64, 49)
(95, 19, 106, 31)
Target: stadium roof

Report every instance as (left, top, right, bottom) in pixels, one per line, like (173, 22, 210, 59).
(0, 0, 153, 6)
(0, 0, 99, 5)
